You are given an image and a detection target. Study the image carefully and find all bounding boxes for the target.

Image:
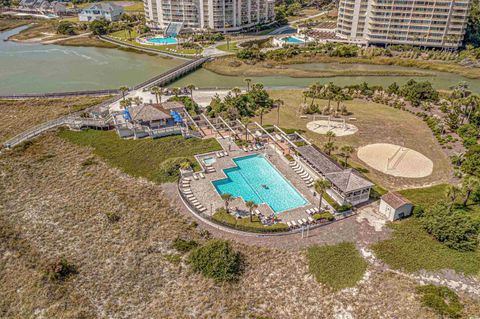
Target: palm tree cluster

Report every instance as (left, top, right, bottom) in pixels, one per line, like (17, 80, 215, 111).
(302, 82, 351, 116)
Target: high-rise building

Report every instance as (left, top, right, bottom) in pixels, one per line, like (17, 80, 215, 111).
(144, 0, 275, 33)
(336, 0, 471, 48)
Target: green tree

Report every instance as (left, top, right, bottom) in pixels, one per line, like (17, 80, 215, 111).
(386, 82, 400, 95)
(245, 200, 258, 222)
(56, 21, 76, 35)
(256, 106, 268, 125)
(150, 85, 163, 104)
(221, 193, 233, 212)
(339, 145, 354, 167)
(399, 79, 439, 106)
(89, 18, 110, 35)
(119, 85, 129, 101)
(274, 99, 284, 126)
(314, 179, 331, 211)
(244, 78, 251, 92)
(462, 176, 480, 206)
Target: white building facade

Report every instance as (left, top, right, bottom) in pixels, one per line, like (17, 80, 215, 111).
(336, 0, 471, 49)
(79, 2, 124, 22)
(143, 0, 275, 32)
(379, 192, 413, 221)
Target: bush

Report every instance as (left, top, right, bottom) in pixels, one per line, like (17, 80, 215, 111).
(89, 18, 110, 35)
(412, 205, 425, 218)
(105, 211, 121, 223)
(307, 243, 367, 290)
(172, 237, 199, 253)
(416, 285, 463, 318)
(422, 204, 479, 251)
(57, 21, 76, 35)
(312, 212, 334, 221)
(159, 157, 192, 178)
(188, 239, 241, 282)
(212, 209, 289, 233)
(44, 257, 78, 281)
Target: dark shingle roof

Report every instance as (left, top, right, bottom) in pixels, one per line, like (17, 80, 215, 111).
(296, 145, 342, 175)
(381, 192, 411, 209)
(325, 169, 374, 193)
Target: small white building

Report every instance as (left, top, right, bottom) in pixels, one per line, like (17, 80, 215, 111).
(78, 2, 123, 22)
(380, 192, 413, 221)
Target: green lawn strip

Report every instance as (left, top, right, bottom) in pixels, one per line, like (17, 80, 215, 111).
(371, 219, 480, 275)
(212, 209, 289, 233)
(58, 130, 222, 183)
(307, 242, 367, 291)
(398, 184, 449, 207)
(216, 42, 240, 53)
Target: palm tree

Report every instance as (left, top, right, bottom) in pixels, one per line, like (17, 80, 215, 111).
(244, 78, 252, 92)
(225, 34, 231, 50)
(314, 179, 331, 211)
(186, 84, 195, 100)
(274, 99, 284, 126)
(133, 96, 143, 106)
(245, 200, 258, 222)
(172, 87, 181, 97)
(323, 141, 337, 156)
(445, 185, 460, 212)
(256, 107, 267, 126)
(339, 145, 354, 167)
(231, 87, 241, 97)
(462, 176, 480, 206)
(119, 86, 129, 101)
(241, 117, 251, 141)
(221, 193, 233, 212)
(150, 85, 163, 104)
(326, 131, 336, 143)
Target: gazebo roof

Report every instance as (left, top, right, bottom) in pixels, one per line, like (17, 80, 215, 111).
(325, 169, 374, 193)
(128, 104, 171, 122)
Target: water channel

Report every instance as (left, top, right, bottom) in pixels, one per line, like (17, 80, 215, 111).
(2, 26, 480, 94)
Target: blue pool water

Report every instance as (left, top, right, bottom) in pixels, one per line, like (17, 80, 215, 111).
(204, 157, 216, 165)
(284, 36, 304, 43)
(213, 155, 307, 213)
(147, 37, 178, 45)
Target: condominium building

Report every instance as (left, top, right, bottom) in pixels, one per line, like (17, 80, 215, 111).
(143, 0, 275, 33)
(336, 0, 471, 48)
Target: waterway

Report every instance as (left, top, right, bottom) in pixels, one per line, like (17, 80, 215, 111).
(2, 26, 480, 94)
(0, 26, 182, 94)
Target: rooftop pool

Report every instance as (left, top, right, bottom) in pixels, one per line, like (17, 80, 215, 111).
(212, 154, 308, 213)
(147, 37, 178, 45)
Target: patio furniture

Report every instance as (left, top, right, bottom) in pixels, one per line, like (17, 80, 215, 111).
(199, 172, 205, 179)
(297, 219, 304, 226)
(287, 221, 292, 228)
(193, 174, 199, 180)
(302, 218, 308, 224)
(291, 220, 298, 227)
(254, 209, 261, 216)
(308, 216, 315, 223)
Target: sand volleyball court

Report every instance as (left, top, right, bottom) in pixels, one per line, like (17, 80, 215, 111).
(357, 143, 433, 178)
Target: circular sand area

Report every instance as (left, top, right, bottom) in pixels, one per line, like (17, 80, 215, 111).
(357, 143, 433, 178)
(306, 120, 358, 136)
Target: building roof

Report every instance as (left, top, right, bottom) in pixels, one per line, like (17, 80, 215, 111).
(325, 169, 374, 193)
(83, 2, 122, 12)
(128, 104, 171, 122)
(161, 101, 185, 110)
(296, 145, 343, 175)
(381, 192, 411, 210)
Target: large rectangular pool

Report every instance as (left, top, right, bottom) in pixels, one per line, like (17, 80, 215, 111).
(212, 155, 308, 213)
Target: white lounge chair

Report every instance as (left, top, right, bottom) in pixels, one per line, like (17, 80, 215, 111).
(308, 216, 314, 223)
(199, 172, 205, 179)
(298, 219, 305, 226)
(193, 174, 199, 180)
(254, 209, 261, 216)
(313, 207, 319, 213)
(223, 151, 229, 156)
(248, 146, 253, 151)
(291, 220, 297, 227)
(289, 161, 296, 166)
(302, 218, 308, 224)
(287, 221, 292, 228)
(183, 177, 191, 181)
(242, 146, 248, 152)
(306, 209, 313, 215)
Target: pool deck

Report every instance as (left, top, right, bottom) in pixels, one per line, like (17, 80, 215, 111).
(189, 138, 323, 223)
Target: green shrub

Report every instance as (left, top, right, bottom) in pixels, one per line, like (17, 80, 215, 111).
(212, 209, 289, 233)
(44, 257, 78, 281)
(412, 205, 425, 218)
(416, 285, 463, 318)
(307, 243, 367, 290)
(312, 212, 334, 221)
(105, 211, 121, 223)
(172, 237, 199, 253)
(159, 157, 192, 178)
(188, 239, 241, 282)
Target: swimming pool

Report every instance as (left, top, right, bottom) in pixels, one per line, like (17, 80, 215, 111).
(212, 155, 307, 213)
(203, 157, 216, 165)
(283, 36, 305, 43)
(147, 37, 178, 45)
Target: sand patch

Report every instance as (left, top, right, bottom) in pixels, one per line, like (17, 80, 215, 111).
(357, 143, 433, 178)
(306, 120, 358, 136)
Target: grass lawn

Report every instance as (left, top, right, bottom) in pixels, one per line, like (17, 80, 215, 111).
(287, 7, 322, 22)
(261, 90, 452, 190)
(0, 18, 31, 32)
(307, 242, 367, 291)
(0, 96, 111, 144)
(371, 219, 480, 276)
(58, 130, 222, 183)
(216, 42, 240, 53)
(212, 209, 289, 233)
